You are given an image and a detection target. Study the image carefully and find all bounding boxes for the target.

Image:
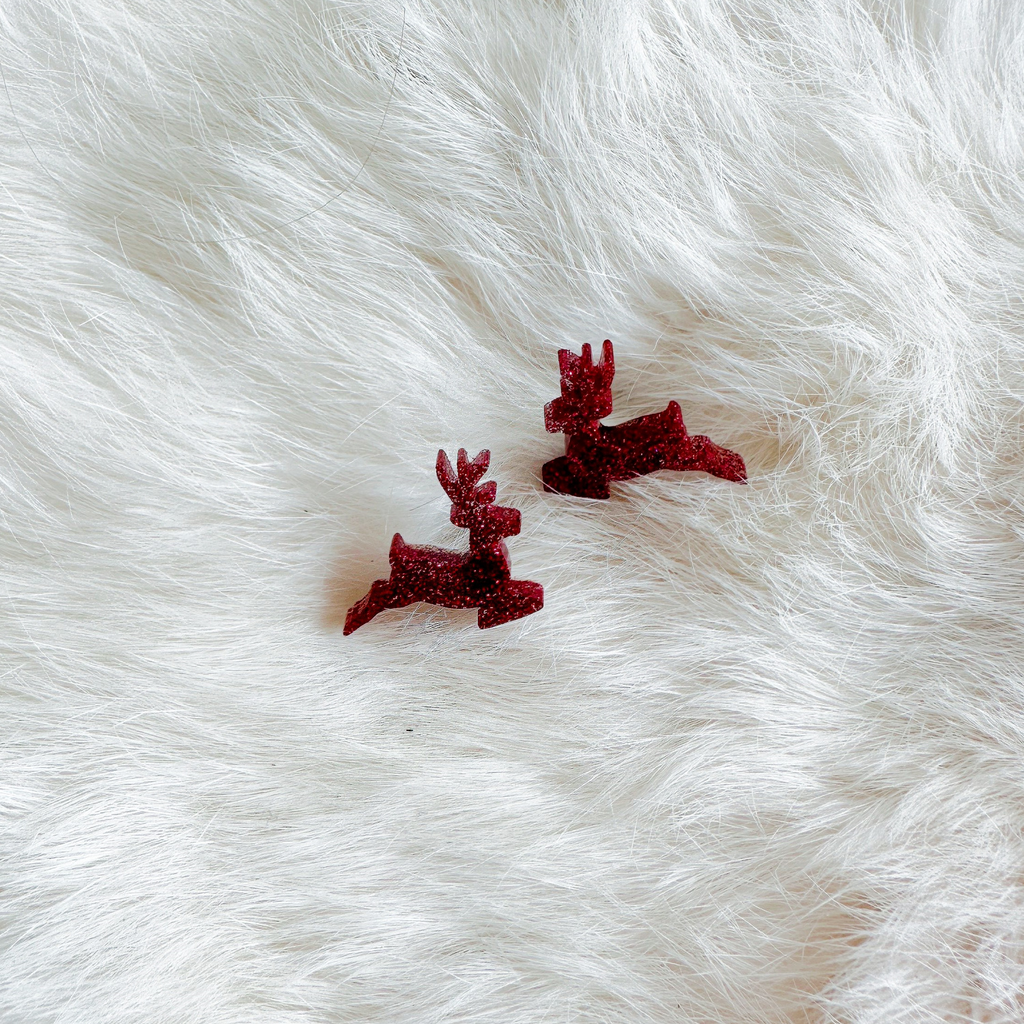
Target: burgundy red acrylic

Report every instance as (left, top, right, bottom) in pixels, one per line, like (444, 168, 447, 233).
(542, 340, 746, 498)
(344, 449, 544, 634)
(345, 339, 745, 633)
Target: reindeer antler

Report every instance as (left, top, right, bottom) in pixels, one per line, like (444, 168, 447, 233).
(436, 448, 496, 509)
(557, 340, 614, 394)
(545, 340, 616, 434)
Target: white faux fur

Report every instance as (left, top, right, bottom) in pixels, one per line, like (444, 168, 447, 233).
(3, 0, 1024, 1020)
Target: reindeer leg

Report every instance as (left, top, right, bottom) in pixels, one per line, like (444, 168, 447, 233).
(542, 455, 575, 494)
(647, 405, 744, 483)
(478, 579, 544, 629)
(343, 577, 395, 635)
(542, 455, 610, 499)
(677, 435, 747, 483)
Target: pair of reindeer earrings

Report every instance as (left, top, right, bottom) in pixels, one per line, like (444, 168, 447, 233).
(344, 341, 746, 635)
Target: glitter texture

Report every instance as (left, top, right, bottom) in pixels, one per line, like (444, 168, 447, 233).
(344, 449, 544, 634)
(542, 340, 747, 498)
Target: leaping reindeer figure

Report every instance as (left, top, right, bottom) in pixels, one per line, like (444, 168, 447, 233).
(542, 340, 747, 498)
(344, 449, 544, 634)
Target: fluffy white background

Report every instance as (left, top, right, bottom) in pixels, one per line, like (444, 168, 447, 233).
(3, 0, 1024, 1020)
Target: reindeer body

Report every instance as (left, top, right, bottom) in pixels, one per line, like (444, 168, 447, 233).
(344, 450, 543, 634)
(542, 340, 746, 498)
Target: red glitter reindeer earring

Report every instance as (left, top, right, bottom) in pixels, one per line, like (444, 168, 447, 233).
(344, 448, 544, 634)
(542, 340, 746, 498)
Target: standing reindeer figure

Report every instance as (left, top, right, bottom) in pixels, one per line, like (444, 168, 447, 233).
(344, 448, 544, 634)
(542, 340, 747, 498)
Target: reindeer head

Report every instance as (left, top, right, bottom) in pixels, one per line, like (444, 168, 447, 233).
(436, 448, 521, 545)
(544, 340, 615, 436)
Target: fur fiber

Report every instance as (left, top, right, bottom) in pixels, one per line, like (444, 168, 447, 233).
(3, 0, 1024, 1020)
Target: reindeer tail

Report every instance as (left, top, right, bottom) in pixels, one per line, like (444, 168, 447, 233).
(389, 533, 407, 564)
